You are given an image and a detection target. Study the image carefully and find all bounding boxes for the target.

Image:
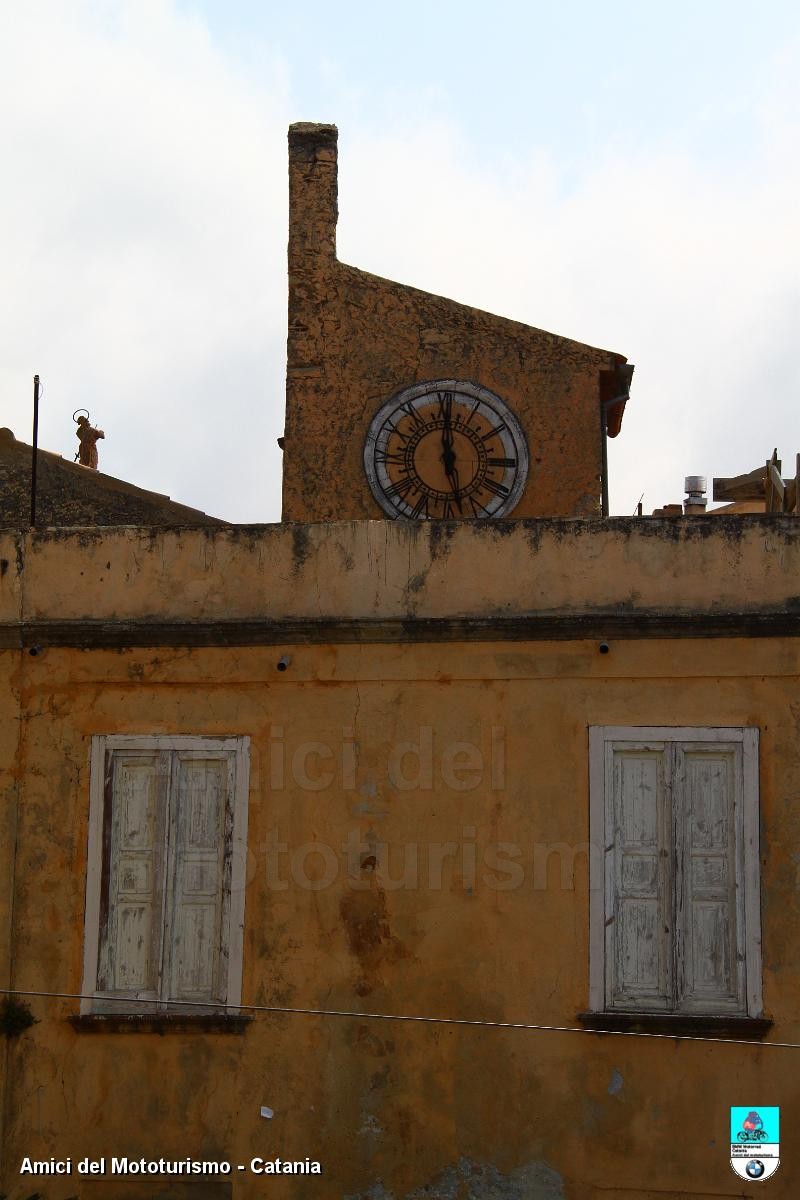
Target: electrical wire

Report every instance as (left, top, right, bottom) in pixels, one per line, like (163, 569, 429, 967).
(2, 987, 797, 1049)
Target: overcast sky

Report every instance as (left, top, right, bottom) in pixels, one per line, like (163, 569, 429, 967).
(2, 0, 798, 521)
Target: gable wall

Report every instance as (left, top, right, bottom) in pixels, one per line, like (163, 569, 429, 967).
(282, 125, 627, 522)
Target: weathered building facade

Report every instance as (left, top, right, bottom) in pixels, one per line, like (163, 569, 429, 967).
(2, 519, 800, 1199)
(1, 125, 799, 1200)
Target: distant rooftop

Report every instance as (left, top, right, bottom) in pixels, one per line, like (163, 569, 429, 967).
(650, 449, 799, 518)
(0, 427, 225, 528)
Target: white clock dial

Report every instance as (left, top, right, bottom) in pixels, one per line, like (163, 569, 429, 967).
(364, 379, 528, 520)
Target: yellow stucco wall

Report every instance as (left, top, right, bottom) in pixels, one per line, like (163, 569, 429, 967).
(2, 521, 800, 1198)
(2, 518, 799, 623)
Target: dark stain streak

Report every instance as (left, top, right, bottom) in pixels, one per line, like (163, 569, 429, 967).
(427, 521, 458, 560)
(339, 877, 411, 996)
(337, 542, 356, 571)
(470, 519, 516, 538)
(515, 513, 800, 547)
(291, 524, 313, 573)
(340, 884, 393, 957)
(370, 1064, 390, 1090)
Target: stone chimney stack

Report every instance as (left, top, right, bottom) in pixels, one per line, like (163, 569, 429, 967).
(287, 122, 338, 273)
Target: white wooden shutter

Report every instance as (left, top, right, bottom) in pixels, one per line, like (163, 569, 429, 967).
(590, 726, 759, 1019)
(97, 751, 167, 1009)
(676, 742, 744, 1012)
(606, 743, 671, 1009)
(163, 752, 233, 1008)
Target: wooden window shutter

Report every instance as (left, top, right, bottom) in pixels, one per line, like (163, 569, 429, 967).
(163, 752, 233, 1007)
(98, 751, 168, 1008)
(606, 742, 672, 1010)
(83, 735, 249, 1017)
(676, 742, 744, 1012)
(590, 727, 760, 1018)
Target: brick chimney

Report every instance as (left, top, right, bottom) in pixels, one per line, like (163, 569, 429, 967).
(287, 122, 338, 273)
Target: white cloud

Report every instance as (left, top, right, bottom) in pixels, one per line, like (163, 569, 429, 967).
(1, 0, 290, 521)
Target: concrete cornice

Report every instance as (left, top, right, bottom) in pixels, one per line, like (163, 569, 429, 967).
(2, 610, 799, 651)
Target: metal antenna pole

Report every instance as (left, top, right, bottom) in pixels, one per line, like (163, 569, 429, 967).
(30, 374, 40, 527)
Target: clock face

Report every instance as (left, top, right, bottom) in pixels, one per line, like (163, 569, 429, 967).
(364, 380, 528, 520)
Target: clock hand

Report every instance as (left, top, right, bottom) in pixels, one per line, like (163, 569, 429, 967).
(445, 464, 463, 513)
(440, 397, 457, 474)
(437, 397, 463, 512)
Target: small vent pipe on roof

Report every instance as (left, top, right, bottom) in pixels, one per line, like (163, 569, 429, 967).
(684, 476, 707, 514)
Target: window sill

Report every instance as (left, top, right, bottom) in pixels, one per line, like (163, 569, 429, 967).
(577, 1012, 773, 1039)
(69, 1013, 252, 1035)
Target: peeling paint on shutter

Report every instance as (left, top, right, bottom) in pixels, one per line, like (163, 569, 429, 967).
(98, 752, 167, 1009)
(590, 726, 760, 1019)
(164, 753, 232, 1007)
(607, 744, 671, 1009)
(676, 743, 744, 1012)
(83, 735, 249, 1017)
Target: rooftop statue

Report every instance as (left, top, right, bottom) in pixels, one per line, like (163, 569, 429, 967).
(75, 413, 105, 470)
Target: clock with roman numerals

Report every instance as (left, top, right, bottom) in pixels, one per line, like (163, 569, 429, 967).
(364, 379, 528, 520)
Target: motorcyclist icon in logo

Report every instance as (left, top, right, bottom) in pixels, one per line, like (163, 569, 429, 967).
(738, 1111, 768, 1142)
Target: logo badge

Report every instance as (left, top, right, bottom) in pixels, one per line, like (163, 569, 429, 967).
(730, 1107, 780, 1181)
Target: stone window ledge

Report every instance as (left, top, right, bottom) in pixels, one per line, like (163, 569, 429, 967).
(577, 1011, 773, 1039)
(69, 1013, 252, 1035)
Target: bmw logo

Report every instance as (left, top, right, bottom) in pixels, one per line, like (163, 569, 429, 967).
(746, 1160, 766, 1179)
